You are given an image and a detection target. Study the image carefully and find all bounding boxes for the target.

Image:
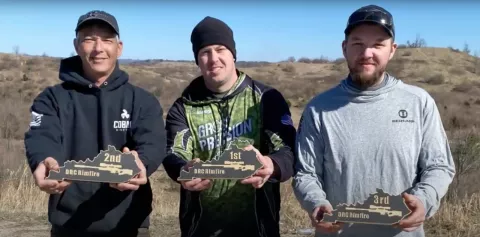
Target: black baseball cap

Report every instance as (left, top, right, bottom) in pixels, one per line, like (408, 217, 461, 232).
(344, 5, 395, 39)
(75, 10, 120, 36)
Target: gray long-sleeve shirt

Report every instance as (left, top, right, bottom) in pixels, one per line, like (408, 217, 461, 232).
(292, 74, 456, 237)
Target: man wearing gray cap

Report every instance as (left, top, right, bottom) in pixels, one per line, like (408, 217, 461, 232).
(24, 10, 166, 237)
(292, 5, 455, 237)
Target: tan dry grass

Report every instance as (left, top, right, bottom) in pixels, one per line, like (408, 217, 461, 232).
(0, 161, 479, 236)
(424, 192, 480, 237)
(0, 49, 479, 236)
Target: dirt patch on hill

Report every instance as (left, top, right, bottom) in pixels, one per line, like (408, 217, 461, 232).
(0, 216, 50, 237)
(0, 215, 310, 237)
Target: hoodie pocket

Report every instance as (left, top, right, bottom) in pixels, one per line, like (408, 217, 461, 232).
(53, 182, 132, 231)
(55, 181, 95, 214)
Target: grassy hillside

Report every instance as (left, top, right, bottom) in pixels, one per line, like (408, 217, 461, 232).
(0, 47, 479, 236)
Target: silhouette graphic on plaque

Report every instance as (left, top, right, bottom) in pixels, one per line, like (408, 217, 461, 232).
(46, 145, 141, 183)
(322, 189, 412, 225)
(177, 144, 263, 181)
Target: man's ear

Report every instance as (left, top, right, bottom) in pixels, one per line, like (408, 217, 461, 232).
(342, 40, 347, 58)
(117, 39, 123, 58)
(73, 38, 79, 54)
(389, 39, 397, 60)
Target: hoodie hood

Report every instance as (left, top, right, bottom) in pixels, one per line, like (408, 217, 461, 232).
(339, 72, 402, 103)
(58, 55, 129, 91)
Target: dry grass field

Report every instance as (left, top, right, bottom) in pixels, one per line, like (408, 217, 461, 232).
(0, 46, 479, 236)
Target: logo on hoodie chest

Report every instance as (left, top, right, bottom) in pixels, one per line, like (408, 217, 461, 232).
(113, 109, 131, 132)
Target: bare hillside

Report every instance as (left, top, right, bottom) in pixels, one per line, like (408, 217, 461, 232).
(0, 47, 479, 236)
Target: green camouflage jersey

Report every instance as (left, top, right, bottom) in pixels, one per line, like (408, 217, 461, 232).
(163, 71, 296, 237)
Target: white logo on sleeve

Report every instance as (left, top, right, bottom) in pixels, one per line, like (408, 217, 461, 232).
(114, 109, 131, 132)
(30, 111, 43, 127)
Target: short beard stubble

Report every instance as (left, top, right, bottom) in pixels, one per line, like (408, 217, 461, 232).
(348, 63, 386, 89)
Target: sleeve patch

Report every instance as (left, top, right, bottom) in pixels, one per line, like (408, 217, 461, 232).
(281, 114, 294, 126)
(30, 111, 43, 127)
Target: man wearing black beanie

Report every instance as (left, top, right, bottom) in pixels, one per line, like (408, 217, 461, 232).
(190, 16, 237, 65)
(162, 16, 296, 237)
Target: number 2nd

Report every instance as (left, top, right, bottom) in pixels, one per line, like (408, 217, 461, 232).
(104, 153, 121, 163)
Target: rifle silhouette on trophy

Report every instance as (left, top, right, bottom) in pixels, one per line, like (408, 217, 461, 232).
(345, 205, 403, 217)
(202, 161, 255, 171)
(74, 163, 133, 176)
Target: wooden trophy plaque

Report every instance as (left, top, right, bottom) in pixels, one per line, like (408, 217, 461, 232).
(322, 188, 412, 225)
(177, 145, 263, 181)
(46, 145, 141, 183)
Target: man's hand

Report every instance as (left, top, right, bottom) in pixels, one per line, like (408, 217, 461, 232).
(395, 193, 426, 232)
(109, 147, 147, 191)
(178, 158, 212, 191)
(311, 205, 344, 234)
(33, 157, 71, 194)
(240, 145, 274, 189)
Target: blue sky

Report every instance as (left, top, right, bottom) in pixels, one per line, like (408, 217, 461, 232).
(0, 1, 479, 62)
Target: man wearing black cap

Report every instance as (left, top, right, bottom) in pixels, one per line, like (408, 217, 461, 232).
(24, 10, 166, 237)
(162, 16, 296, 237)
(292, 5, 455, 237)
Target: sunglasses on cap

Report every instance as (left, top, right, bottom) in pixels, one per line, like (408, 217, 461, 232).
(345, 9, 394, 37)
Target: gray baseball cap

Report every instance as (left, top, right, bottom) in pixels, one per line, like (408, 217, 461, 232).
(75, 10, 120, 36)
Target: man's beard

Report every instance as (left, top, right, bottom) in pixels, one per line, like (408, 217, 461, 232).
(348, 62, 386, 89)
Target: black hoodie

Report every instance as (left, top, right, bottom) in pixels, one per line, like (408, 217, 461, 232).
(24, 56, 166, 236)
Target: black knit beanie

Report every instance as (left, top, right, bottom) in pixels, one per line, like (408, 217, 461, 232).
(191, 16, 237, 65)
